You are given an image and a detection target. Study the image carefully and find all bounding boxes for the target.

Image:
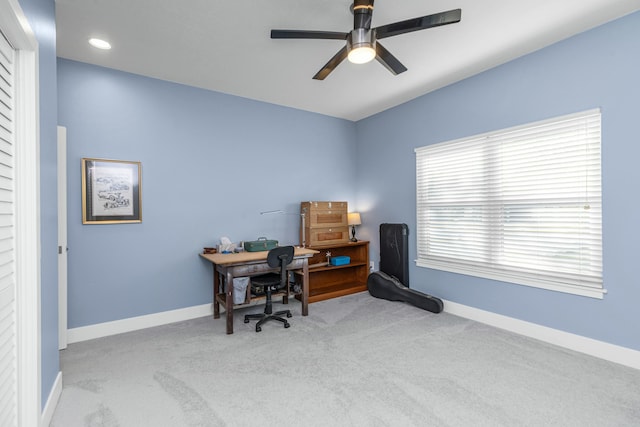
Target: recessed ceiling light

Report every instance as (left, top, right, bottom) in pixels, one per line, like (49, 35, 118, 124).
(88, 38, 111, 50)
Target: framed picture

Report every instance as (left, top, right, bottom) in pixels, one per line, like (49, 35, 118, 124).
(81, 158, 142, 224)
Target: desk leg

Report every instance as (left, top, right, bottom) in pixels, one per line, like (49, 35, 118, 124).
(302, 258, 309, 316)
(225, 270, 234, 334)
(213, 266, 220, 319)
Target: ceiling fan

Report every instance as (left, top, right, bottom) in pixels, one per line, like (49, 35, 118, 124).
(270, 0, 462, 80)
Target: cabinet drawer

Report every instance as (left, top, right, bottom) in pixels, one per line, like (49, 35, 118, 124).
(301, 202, 348, 227)
(307, 210, 347, 228)
(306, 226, 349, 246)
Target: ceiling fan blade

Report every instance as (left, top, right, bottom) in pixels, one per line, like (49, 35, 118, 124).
(375, 42, 407, 75)
(271, 30, 348, 40)
(375, 9, 461, 40)
(313, 46, 348, 80)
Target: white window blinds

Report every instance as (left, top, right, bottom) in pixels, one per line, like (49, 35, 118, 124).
(415, 109, 603, 298)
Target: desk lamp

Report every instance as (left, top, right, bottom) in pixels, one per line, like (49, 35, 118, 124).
(348, 212, 362, 242)
(260, 209, 307, 248)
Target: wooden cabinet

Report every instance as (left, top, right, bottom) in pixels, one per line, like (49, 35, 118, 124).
(301, 201, 349, 247)
(296, 241, 369, 303)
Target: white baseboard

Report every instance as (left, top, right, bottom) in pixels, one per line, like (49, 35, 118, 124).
(65, 299, 639, 371)
(67, 304, 213, 344)
(41, 371, 62, 427)
(443, 299, 640, 370)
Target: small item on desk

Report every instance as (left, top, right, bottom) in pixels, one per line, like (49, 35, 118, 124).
(244, 237, 278, 252)
(203, 247, 217, 254)
(218, 236, 237, 254)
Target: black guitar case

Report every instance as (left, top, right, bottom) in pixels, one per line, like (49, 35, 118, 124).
(370, 223, 443, 314)
(379, 223, 410, 286)
(368, 271, 443, 313)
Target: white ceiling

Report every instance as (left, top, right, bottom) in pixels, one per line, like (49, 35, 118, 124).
(55, 0, 640, 121)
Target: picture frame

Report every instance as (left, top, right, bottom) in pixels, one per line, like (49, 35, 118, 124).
(81, 158, 142, 224)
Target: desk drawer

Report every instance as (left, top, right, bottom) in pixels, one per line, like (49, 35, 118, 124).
(225, 257, 307, 277)
(230, 263, 276, 276)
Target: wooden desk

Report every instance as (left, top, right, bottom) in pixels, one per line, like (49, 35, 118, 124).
(200, 247, 318, 334)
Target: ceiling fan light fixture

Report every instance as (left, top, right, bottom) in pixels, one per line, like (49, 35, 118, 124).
(348, 45, 376, 64)
(347, 28, 376, 64)
(271, 5, 462, 79)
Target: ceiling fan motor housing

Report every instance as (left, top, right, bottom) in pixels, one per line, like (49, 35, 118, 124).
(347, 28, 376, 63)
(348, 29, 375, 52)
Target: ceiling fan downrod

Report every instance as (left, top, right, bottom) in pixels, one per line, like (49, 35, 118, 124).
(351, 0, 374, 30)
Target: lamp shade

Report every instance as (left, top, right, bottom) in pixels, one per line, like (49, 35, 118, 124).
(348, 212, 362, 226)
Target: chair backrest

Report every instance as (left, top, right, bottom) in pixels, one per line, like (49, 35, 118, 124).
(266, 245, 294, 268)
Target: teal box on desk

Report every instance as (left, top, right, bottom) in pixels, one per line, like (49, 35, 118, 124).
(244, 237, 278, 252)
(330, 256, 350, 266)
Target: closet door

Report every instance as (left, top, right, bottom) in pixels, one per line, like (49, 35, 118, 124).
(0, 27, 17, 426)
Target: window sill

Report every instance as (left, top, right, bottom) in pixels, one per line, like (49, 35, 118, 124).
(416, 259, 606, 299)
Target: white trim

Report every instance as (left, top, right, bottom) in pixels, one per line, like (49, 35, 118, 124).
(15, 46, 41, 427)
(67, 299, 640, 371)
(0, 0, 37, 44)
(67, 304, 214, 343)
(443, 299, 640, 370)
(40, 371, 62, 427)
(418, 260, 606, 299)
(57, 126, 68, 350)
(1, 0, 41, 425)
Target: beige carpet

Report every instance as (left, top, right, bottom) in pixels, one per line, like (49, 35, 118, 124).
(51, 292, 640, 426)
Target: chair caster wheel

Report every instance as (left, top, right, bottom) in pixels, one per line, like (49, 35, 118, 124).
(256, 326, 262, 332)
(286, 312, 292, 318)
(284, 323, 290, 328)
(244, 318, 249, 323)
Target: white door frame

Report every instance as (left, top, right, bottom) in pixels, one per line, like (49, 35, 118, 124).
(0, 0, 41, 425)
(58, 126, 67, 350)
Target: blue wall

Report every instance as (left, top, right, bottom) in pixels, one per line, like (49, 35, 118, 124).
(56, 10, 640, 358)
(355, 11, 640, 351)
(57, 60, 356, 327)
(18, 0, 59, 409)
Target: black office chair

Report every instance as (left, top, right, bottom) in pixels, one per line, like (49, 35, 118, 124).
(244, 246, 294, 332)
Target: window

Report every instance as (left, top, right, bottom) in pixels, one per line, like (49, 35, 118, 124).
(415, 109, 603, 298)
